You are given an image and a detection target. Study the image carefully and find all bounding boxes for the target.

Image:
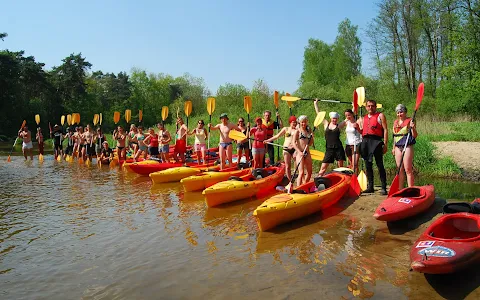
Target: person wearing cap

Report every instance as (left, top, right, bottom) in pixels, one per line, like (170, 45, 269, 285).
(18, 125, 33, 160)
(50, 124, 64, 160)
(174, 117, 188, 163)
(314, 100, 347, 176)
(36, 127, 44, 156)
(64, 127, 75, 159)
(264, 115, 298, 181)
(262, 110, 283, 166)
(358, 99, 389, 195)
(392, 103, 417, 188)
(209, 113, 241, 170)
(100, 141, 114, 165)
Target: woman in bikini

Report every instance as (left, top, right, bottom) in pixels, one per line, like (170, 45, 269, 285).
(236, 117, 250, 163)
(113, 126, 127, 161)
(392, 104, 417, 188)
(128, 124, 138, 156)
(133, 126, 148, 161)
(188, 120, 208, 165)
(293, 115, 314, 187)
(264, 115, 298, 181)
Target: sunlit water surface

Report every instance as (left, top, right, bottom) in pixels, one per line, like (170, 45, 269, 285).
(1, 155, 480, 299)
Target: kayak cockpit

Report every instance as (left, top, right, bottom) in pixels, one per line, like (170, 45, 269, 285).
(392, 187, 425, 198)
(429, 214, 480, 240)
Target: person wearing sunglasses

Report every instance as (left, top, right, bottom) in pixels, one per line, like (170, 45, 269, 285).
(236, 118, 250, 163)
(187, 120, 208, 165)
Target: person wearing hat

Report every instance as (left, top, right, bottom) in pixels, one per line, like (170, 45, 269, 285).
(314, 100, 347, 176)
(264, 115, 298, 181)
(63, 127, 75, 159)
(18, 125, 33, 160)
(99, 141, 114, 165)
(209, 113, 241, 170)
(174, 117, 188, 163)
(392, 103, 417, 189)
(50, 124, 64, 160)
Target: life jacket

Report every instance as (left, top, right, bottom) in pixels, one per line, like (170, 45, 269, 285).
(362, 112, 383, 137)
(393, 118, 416, 146)
(262, 119, 275, 138)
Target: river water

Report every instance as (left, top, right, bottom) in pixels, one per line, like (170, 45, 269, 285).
(1, 155, 480, 299)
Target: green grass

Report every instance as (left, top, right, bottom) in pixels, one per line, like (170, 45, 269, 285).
(417, 120, 480, 142)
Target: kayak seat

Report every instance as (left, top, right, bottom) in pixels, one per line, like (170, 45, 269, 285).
(292, 190, 307, 194)
(314, 177, 332, 189)
(252, 168, 268, 179)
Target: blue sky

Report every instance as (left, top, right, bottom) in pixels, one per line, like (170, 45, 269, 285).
(1, 0, 378, 94)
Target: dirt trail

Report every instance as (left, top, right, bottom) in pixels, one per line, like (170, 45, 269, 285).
(433, 141, 480, 181)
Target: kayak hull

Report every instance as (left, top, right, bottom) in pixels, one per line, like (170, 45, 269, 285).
(253, 172, 352, 231)
(373, 185, 435, 222)
(202, 165, 285, 207)
(180, 168, 251, 192)
(410, 210, 480, 274)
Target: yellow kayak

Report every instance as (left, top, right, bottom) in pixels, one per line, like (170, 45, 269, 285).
(253, 169, 355, 232)
(149, 163, 232, 184)
(202, 165, 285, 207)
(180, 168, 252, 192)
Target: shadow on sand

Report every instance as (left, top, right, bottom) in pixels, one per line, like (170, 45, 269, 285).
(424, 263, 480, 300)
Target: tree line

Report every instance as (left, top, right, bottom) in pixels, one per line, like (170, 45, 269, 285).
(1, 1, 479, 137)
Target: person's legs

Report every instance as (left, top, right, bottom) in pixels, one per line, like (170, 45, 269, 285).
(319, 163, 329, 176)
(267, 144, 274, 165)
(373, 144, 387, 194)
(226, 144, 233, 167)
(283, 152, 292, 181)
(304, 154, 313, 183)
(219, 145, 226, 170)
(404, 146, 415, 187)
(296, 155, 304, 187)
(394, 146, 405, 189)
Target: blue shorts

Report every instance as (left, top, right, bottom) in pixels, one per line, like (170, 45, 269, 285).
(159, 144, 169, 153)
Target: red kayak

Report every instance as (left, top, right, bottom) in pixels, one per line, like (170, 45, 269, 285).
(410, 200, 480, 274)
(373, 185, 435, 222)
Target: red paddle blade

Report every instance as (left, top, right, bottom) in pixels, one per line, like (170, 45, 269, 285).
(353, 90, 358, 115)
(416, 82, 424, 110)
(349, 174, 361, 197)
(388, 175, 400, 197)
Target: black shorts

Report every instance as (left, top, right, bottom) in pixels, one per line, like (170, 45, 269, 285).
(65, 145, 74, 155)
(149, 146, 159, 156)
(283, 148, 295, 155)
(86, 144, 95, 156)
(237, 142, 248, 150)
(54, 144, 63, 151)
(345, 144, 359, 157)
(323, 147, 346, 164)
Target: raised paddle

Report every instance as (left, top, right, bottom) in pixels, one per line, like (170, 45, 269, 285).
(99, 113, 103, 127)
(349, 90, 361, 196)
(35, 114, 40, 125)
(356, 87, 368, 191)
(7, 120, 27, 162)
(161, 106, 169, 123)
(274, 91, 280, 162)
(285, 111, 326, 193)
(285, 93, 294, 116)
(67, 114, 72, 126)
(113, 111, 121, 125)
(388, 82, 424, 197)
(139, 110, 143, 123)
(243, 96, 252, 149)
(56, 115, 65, 162)
(184, 100, 192, 148)
(281, 96, 352, 104)
(206, 97, 215, 150)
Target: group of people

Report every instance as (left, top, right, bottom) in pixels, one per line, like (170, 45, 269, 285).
(17, 99, 417, 193)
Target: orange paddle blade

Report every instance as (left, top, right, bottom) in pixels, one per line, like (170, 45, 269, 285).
(139, 110, 143, 122)
(20, 120, 26, 130)
(113, 111, 121, 124)
(274, 91, 279, 108)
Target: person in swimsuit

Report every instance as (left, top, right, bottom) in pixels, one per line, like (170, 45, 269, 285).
(209, 113, 241, 170)
(51, 124, 64, 160)
(250, 117, 268, 169)
(36, 127, 44, 156)
(94, 127, 106, 161)
(72, 127, 81, 159)
(293, 115, 314, 187)
(128, 124, 138, 155)
(262, 110, 283, 166)
(18, 125, 33, 160)
(64, 127, 75, 159)
(174, 117, 188, 163)
(100, 141, 114, 165)
(264, 115, 298, 181)
(188, 120, 208, 165)
(113, 126, 127, 161)
(358, 99, 389, 195)
(143, 128, 159, 158)
(392, 104, 417, 188)
(133, 126, 148, 161)
(83, 124, 95, 162)
(157, 123, 171, 162)
(235, 117, 250, 163)
(343, 109, 362, 173)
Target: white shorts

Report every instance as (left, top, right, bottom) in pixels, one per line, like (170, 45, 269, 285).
(22, 141, 33, 150)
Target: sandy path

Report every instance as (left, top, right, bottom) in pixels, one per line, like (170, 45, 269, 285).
(433, 142, 480, 181)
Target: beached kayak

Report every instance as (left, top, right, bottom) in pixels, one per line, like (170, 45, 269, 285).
(123, 159, 158, 172)
(129, 160, 218, 176)
(203, 165, 285, 207)
(410, 200, 480, 274)
(180, 167, 252, 192)
(149, 163, 239, 184)
(373, 185, 435, 222)
(253, 169, 355, 231)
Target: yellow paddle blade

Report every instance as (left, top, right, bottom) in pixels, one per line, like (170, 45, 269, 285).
(358, 170, 368, 191)
(274, 91, 279, 108)
(113, 111, 121, 124)
(361, 102, 383, 109)
(356, 87, 365, 107)
(61, 115, 65, 126)
(39, 154, 44, 162)
(125, 109, 131, 123)
(310, 150, 325, 161)
(285, 93, 294, 108)
(281, 96, 302, 102)
(243, 96, 252, 114)
(139, 110, 143, 122)
(314, 111, 326, 127)
(161, 106, 169, 121)
(184, 101, 192, 117)
(35, 114, 40, 125)
(207, 97, 216, 115)
(99, 113, 103, 125)
(228, 130, 247, 141)
(57, 154, 62, 162)
(86, 159, 91, 167)
(67, 114, 72, 126)
(93, 114, 99, 126)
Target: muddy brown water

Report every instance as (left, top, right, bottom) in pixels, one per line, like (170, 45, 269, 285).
(1, 155, 480, 299)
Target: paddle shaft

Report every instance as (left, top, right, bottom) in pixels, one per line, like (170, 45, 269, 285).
(276, 110, 280, 162)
